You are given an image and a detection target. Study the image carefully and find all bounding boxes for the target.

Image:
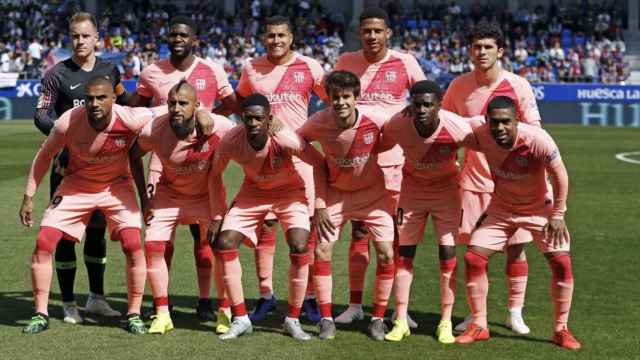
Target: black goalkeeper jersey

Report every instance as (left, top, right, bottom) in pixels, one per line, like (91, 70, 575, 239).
(34, 57, 128, 135)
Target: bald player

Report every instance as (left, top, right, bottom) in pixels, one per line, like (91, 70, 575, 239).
(20, 76, 160, 334)
(333, 7, 426, 326)
(211, 94, 325, 341)
(235, 15, 327, 323)
(299, 71, 396, 341)
(129, 16, 235, 321)
(129, 81, 233, 334)
(443, 21, 541, 334)
(381, 81, 480, 343)
(455, 96, 581, 351)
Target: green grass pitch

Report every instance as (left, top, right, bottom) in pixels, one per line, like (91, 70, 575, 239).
(0, 122, 638, 359)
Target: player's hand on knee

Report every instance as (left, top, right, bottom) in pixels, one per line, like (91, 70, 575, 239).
(545, 217, 569, 249)
(19, 195, 34, 227)
(313, 208, 335, 242)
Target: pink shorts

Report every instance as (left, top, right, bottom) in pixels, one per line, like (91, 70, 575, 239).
(144, 186, 211, 242)
(397, 184, 460, 247)
(470, 203, 570, 253)
(459, 190, 531, 246)
(264, 159, 314, 221)
(220, 190, 310, 247)
(322, 183, 394, 243)
(41, 179, 141, 242)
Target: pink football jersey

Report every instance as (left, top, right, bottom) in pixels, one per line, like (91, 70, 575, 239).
(442, 70, 541, 193)
(469, 121, 567, 218)
(236, 52, 327, 130)
(26, 105, 158, 196)
(137, 57, 233, 109)
(299, 107, 388, 194)
(335, 49, 426, 166)
(383, 109, 479, 191)
(213, 126, 313, 199)
(137, 113, 234, 198)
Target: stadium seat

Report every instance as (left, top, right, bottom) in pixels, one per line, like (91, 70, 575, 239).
(419, 20, 430, 30)
(406, 19, 418, 30)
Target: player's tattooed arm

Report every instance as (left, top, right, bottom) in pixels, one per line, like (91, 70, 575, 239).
(126, 91, 153, 107)
(34, 71, 59, 136)
(128, 140, 151, 222)
(213, 93, 240, 116)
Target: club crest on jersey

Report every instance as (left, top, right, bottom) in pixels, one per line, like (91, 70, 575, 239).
(293, 72, 305, 84)
(385, 71, 396, 82)
(196, 79, 206, 90)
(515, 155, 528, 167)
(363, 132, 375, 145)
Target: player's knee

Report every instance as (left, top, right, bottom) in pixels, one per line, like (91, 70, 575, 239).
(144, 241, 166, 255)
(464, 249, 489, 272)
(36, 227, 63, 254)
(438, 245, 456, 260)
(215, 231, 241, 250)
(351, 221, 369, 239)
(286, 228, 309, 254)
(119, 229, 142, 254)
(398, 245, 417, 258)
(547, 252, 573, 280)
(375, 243, 394, 264)
(314, 244, 332, 261)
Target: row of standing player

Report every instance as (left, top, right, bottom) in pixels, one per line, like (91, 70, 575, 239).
(22, 8, 580, 349)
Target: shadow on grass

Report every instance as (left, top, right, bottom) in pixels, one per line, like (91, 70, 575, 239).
(0, 291, 552, 345)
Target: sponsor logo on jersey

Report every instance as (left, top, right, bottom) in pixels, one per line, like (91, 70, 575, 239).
(359, 92, 395, 102)
(265, 92, 303, 103)
(335, 154, 370, 167)
(70, 83, 82, 90)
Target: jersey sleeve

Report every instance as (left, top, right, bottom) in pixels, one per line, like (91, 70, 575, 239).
(297, 114, 320, 142)
(110, 63, 129, 105)
(120, 106, 165, 132)
(404, 54, 427, 85)
(212, 63, 234, 99)
(536, 130, 567, 218)
(25, 117, 68, 196)
(235, 62, 253, 98)
(34, 68, 60, 135)
(308, 59, 328, 101)
(136, 67, 154, 98)
(136, 122, 154, 153)
(441, 81, 458, 113)
(517, 81, 542, 126)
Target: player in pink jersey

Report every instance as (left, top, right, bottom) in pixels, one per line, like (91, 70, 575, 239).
(129, 16, 236, 322)
(211, 94, 325, 341)
(128, 81, 233, 335)
(19, 77, 161, 335)
(442, 22, 540, 334)
(298, 71, 396, 341)
(455, 96, 581, 350)
(235, 16, 328, 323)
(333, 7, 426, 326)
(380, 81, 480, 343)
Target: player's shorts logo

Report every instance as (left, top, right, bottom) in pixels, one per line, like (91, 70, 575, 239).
(50, 195, 63, 209)
(439, 145, 452, 155)
(114, 137, 127, 148)
(198, 160, 208, 170)
(385, 71, 396, 82)
(199, 141, 210, 153)
(293, 72, 305, 84)
(196, 79, 206, 90)
(515, 155, 528, 167)
(363, 132, 375, 145)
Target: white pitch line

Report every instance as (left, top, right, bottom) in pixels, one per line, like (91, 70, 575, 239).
(615, 151, 640, 165)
